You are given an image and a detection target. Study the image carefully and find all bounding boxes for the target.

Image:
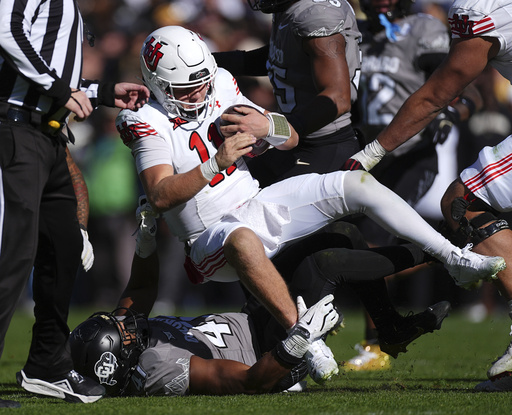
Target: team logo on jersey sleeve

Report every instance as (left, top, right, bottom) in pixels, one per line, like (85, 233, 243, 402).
(143, 36, 164, 71)
(117, 121, 158, 145)
(449, 13, 496, 38)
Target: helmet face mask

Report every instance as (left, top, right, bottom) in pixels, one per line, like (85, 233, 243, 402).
(140, 26, 218, 121)
(69, 308, 149, 396)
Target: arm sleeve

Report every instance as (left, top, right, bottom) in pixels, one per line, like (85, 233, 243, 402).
(213, 45, 269, 77)
(80, 80, 116, 108)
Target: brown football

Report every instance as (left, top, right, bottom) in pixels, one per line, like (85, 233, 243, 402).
(220, 105, 270, 158)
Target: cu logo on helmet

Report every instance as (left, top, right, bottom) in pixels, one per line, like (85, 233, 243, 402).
(143, 36, 164, 71)
(94, 352, 119, 386)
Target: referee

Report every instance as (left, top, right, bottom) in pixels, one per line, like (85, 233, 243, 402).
(0, 0, 148, 407)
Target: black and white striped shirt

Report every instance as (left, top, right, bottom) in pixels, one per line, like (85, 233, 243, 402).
(0, 0, 101, 119)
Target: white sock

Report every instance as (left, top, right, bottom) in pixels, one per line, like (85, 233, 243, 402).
(343, 171, 455, 262)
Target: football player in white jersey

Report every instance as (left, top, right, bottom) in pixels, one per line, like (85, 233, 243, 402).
(116, 25, 506, 385)
(346, 0, 512, 391)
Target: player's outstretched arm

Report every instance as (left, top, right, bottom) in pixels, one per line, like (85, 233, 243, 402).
(188, 295, 339, 395)
(349, 36, 500, 171)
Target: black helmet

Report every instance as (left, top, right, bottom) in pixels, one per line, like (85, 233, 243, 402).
(69, 308, 150, 396)
(360, 0, 415, 31)
(246, 0, 296, 14)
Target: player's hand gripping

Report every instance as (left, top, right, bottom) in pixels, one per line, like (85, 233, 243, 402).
(295, 294, 339, 342)
(214, 132, 256, 170)
(275, 294, 339, 365)
(220, 105, 270, 139)
(66, 90, 94, 121)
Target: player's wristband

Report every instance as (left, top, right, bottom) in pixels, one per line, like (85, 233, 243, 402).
(351, 139, 388, 171)
(274, 324, 310, 367)
(265, 112, 291, 147)
(200, 157, 220, 181)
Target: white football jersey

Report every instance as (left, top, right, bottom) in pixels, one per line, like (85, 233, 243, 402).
(460, 134, 512, 212)
(449, 0, 512, 82)
(116, 68, 262, 243)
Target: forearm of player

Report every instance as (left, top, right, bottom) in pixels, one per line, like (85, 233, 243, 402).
(375, 36, 493, 154)
(188, 354, 290, 395)
(288, 34, 351, 137)
(380, 94, 443, 152)
(140, 165, 211, 213)
(287, 94, 344, 138)
(65, 147, 89, 227)
(117, 251, 159, 316)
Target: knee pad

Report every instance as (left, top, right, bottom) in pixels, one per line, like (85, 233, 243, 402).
(447, 208, 509, 247)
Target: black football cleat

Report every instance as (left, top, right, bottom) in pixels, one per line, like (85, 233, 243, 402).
(378, 301, 451, 358)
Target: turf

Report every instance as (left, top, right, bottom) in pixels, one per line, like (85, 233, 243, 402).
(1, 307, 511, 414)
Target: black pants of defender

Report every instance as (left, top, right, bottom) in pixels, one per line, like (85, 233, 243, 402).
(0, 120, 81, 379)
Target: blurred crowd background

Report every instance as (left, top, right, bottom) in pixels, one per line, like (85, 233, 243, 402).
(58, 0, 512, 319)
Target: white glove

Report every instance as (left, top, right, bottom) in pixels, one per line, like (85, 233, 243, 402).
(135, 195, 159, 258)
(295, 294, 339, 342)
(350, 139, 388, 171)
(279, 294, 339, 363)
(80, 228, 94, 272)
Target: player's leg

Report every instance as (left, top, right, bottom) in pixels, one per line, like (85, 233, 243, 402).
(341, 170, 506, 287)
(441, 178, 512, 391)
(224, 227, 298, 331)
(441, 178, 512, 296)
(18, 144, 104, 403)
(0, 126, 41, 360)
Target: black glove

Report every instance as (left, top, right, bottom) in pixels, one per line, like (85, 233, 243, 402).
(423, 106, 460, 145)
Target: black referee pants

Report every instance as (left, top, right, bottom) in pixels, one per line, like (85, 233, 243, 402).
(0, 120, 81, 379)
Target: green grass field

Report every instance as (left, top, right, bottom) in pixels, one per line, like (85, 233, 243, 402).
(2, 306, 512, 414)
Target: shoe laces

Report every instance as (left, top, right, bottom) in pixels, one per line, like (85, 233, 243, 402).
(69, 370, 85, 384)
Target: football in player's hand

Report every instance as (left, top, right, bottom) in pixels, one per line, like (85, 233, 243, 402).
(220, 105, 270, 158)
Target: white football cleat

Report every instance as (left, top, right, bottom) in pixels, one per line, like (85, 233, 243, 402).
(488, 340, 512, 379)
(444, 243, 506, 289)
(305, 339, 339, 384)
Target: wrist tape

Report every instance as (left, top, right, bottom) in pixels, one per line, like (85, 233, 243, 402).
(274, 324, 310, 366)
(352, 139, 388, 171)
(265, 112, 291, 146)
(200, 157, 220, 181)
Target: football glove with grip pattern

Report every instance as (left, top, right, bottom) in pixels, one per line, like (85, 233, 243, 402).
(275, 294, 338, 366)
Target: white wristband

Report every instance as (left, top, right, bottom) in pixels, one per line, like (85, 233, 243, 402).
(200, 157, 220, 181)
(265, 112, 291, 147)
(352, 140, 388, 171)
